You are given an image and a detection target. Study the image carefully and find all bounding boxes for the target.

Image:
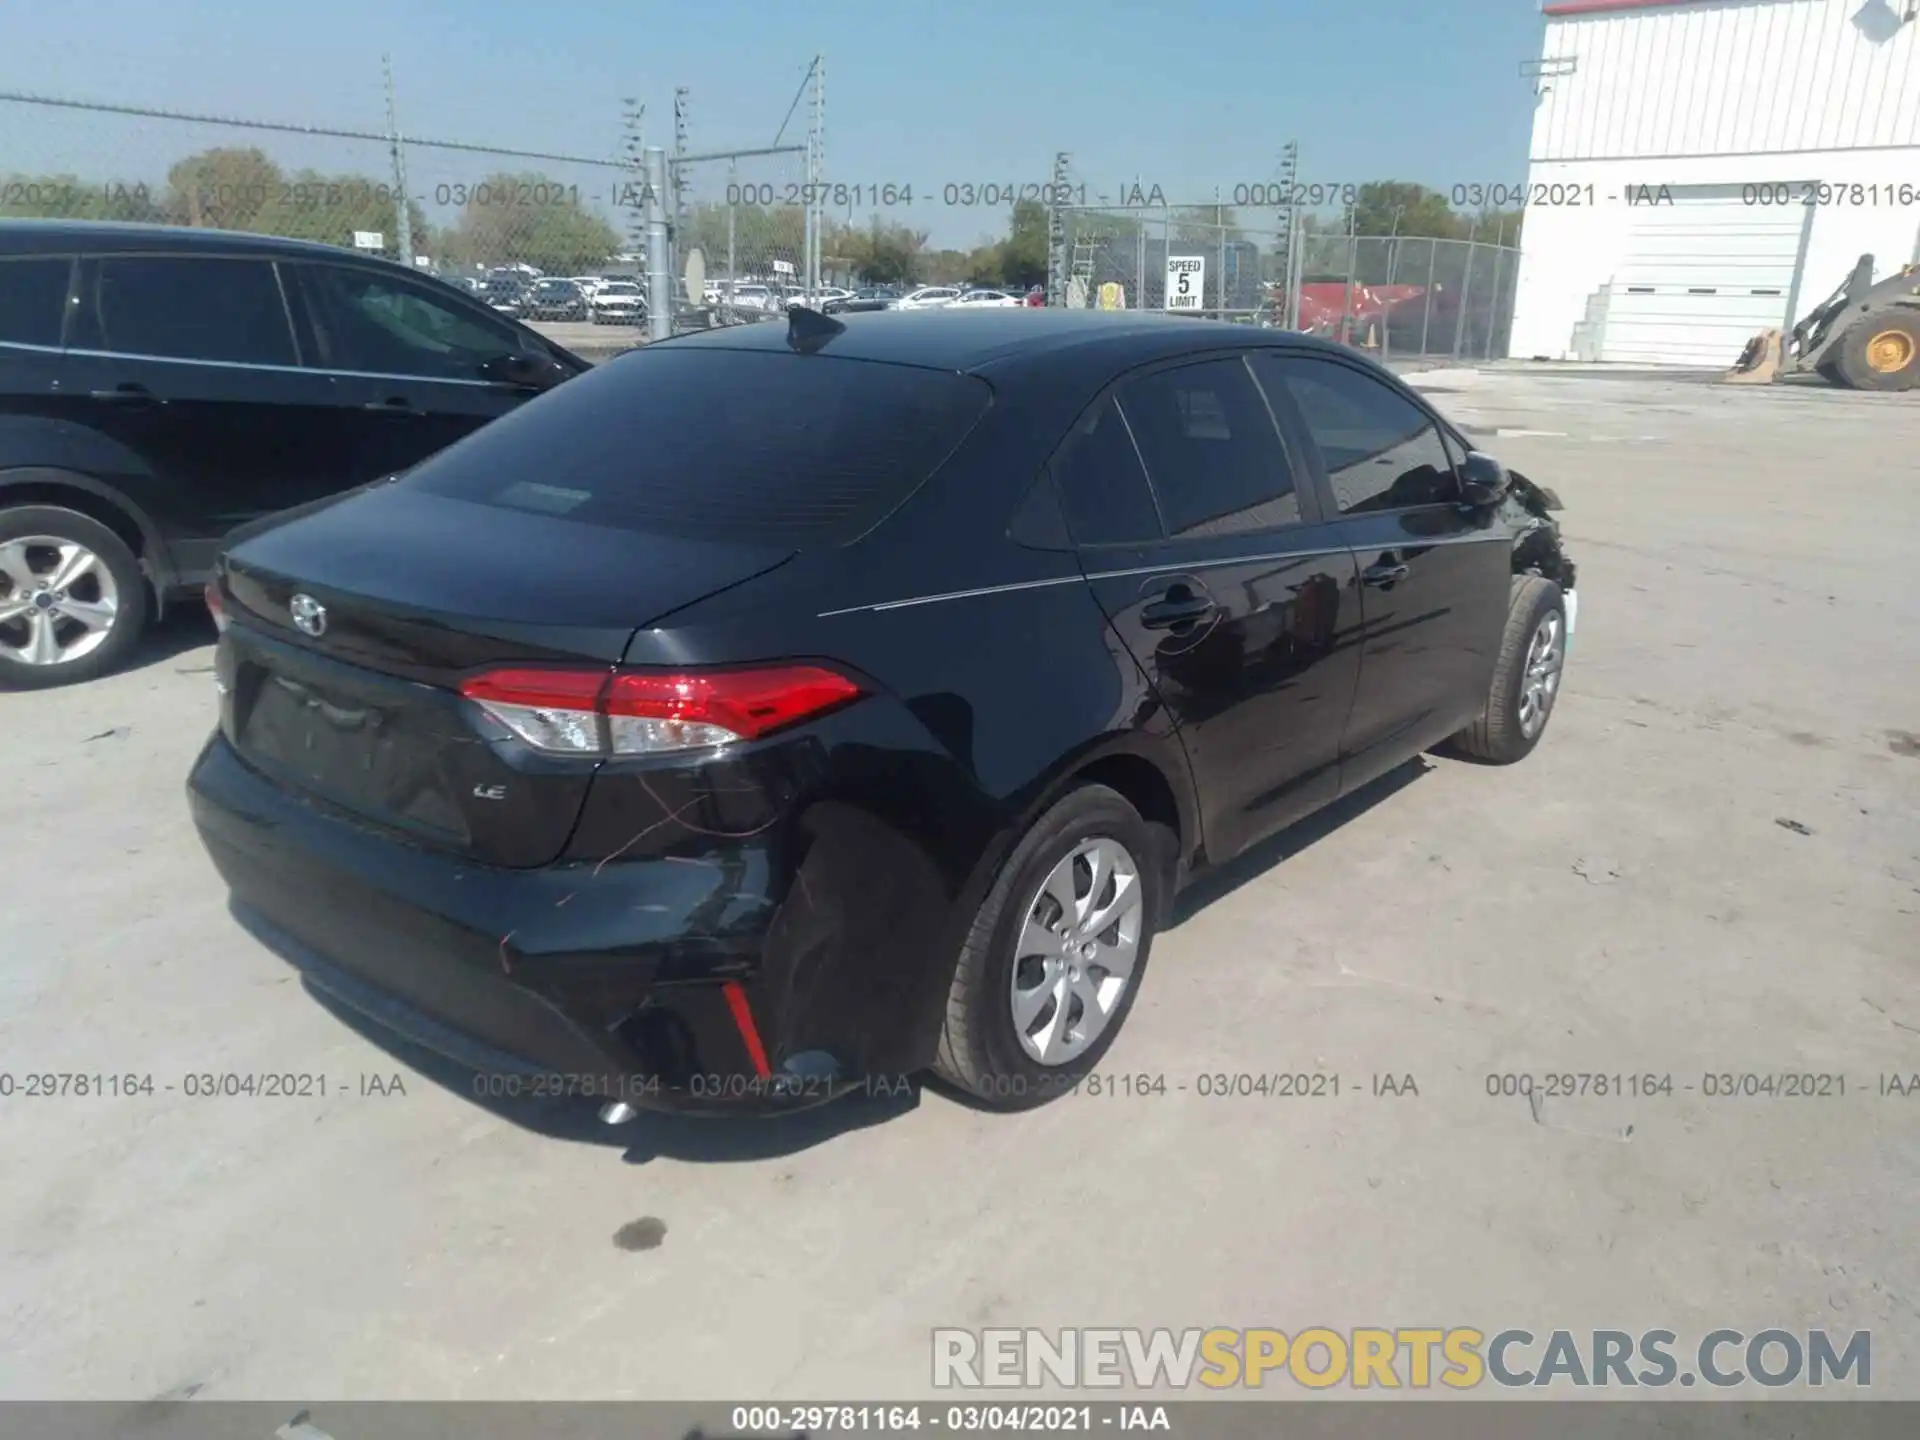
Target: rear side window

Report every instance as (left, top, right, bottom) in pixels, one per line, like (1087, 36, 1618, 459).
(405, 348, 992, 545)
(0, 259, 72, 346)
(88, 257, 296, 366)
(1116, 356, 1301, 537)
(1051, 394, 1163, 546)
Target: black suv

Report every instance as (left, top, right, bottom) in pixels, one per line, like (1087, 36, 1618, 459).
(0, 220, 587, 688)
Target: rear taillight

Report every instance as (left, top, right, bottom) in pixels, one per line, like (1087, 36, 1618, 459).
(457, 664, 863, 757)
(204, 581, 228, 633)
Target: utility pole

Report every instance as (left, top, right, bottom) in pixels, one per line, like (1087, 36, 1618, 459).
(383, 54, 414, 267)
(646, 147, 671, 343)
(621, 99, 647, 271)
(1046, 150, 1071, 306)
(810, 54, 826, 294)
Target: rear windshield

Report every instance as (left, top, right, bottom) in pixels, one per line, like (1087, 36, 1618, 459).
(405, 347, 993, 545)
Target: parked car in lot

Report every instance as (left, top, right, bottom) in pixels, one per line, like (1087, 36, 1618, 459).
(715, 283, 780, 318)
(482, 277, 530, 317)
(588, 280, 646, 325)
(522, 278, 589, 321)
(188, 307, 1577, 1119)
(948, 288, 1023, 309)
(895, 285, 962, 310)
(822, 286, 901, 315)
(0, 219, 587, 688)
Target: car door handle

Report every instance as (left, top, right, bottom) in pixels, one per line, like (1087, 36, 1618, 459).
(1140, 590, 1217, 630)
(88, 383, 161, 406)
(361, 397, 421, 416)
(1360, 562, 1410, 588)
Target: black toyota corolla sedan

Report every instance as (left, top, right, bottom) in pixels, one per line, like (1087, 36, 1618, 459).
(188, 307, 1578, 1118)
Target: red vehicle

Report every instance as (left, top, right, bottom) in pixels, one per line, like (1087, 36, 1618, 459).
(1285, 276, 1428, 336)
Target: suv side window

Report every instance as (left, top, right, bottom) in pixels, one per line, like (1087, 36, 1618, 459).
(1115, 356, 1302, 537)
(294, 264, 520, 380)
(88, 257, 297, 366)
(1260, 355, 1457, 514)
(0, 258, 73, 347)
(1050, 393, 1164, 547)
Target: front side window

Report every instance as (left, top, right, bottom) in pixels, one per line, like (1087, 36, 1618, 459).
(1261, 355, 1457, 513)
(296, 264, 520, 379)
(89, 257, 296, 366)
(1115, 356, 1302, 537)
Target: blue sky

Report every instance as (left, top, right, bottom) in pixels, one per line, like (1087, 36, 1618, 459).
(5, 0, 1550, 246)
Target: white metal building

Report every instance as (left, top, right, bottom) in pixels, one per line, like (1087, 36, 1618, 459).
(1508, 0, 1920, 365)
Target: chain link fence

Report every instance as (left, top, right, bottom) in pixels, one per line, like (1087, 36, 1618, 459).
(666, 148, 811, 326)
(1056, 204, 1520, 360)
(0, 87, 655, 352)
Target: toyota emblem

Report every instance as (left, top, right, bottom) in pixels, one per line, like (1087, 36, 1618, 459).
(289, 593, 328, 637)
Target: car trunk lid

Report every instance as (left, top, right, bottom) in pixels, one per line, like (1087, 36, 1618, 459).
(217, 482, 796, 868)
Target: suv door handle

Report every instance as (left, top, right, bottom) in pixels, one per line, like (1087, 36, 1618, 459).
(361, 397, 421, 415)
(1140, 586, 1217, 630)
(1360, 561, 1410, 588)
(88, 383, 160, 406)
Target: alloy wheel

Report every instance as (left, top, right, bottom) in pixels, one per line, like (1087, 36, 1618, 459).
(1517, 610, 1564, 739)
(0, 536, 121, 667)
(1009, 837, 1144, 1065)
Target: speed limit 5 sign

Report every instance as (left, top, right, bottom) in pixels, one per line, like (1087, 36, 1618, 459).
(1164, 255, 1205, 311)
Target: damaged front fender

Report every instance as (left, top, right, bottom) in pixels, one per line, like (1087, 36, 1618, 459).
(1504, 468, 1577, 594)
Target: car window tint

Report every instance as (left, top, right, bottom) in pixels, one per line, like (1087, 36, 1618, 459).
(298, 264, 519, 379)
(1051, 394, 1163, 546)
(1263, 355, 1457, 513)
(0, 259, 72, 347)
(92, 257, 296, 366)
(1116, 357, 1301, 537)
(406, 349, 992, 546)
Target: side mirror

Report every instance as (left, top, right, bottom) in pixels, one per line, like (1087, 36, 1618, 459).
(1457, 451, 1511, 507)
(479, 351, 568, 391)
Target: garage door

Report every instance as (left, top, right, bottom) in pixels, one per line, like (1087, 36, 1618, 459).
(1599, 184, 1813, 366)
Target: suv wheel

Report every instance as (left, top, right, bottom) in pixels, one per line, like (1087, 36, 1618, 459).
(933, 784, 1166, 1110)
(0, 505, 150, 690)
(1447, 575, 1566, 764)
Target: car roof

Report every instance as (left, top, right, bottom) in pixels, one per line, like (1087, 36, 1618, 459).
(0, 217, 409, 262)
(655, 307, 1365, 379)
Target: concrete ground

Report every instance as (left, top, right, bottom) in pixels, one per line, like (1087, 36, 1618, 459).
(2, 369, 1917, 1404)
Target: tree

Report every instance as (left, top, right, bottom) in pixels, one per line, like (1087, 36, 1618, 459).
(836, 216, 926, 284)
(1349, 182, 1463, 239)
(156, 147, 428, 255)
(992, 198, 1049, 288)
(437, 170, 622, 275)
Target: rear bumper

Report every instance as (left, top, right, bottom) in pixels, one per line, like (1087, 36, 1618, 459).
(187, 733, 869, 1115)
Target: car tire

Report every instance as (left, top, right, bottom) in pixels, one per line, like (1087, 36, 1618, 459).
(932, 784, 1168, 1110)
(1834, 308, 1920, 393)
(0, 504, 151, 690)
(1446, 575, 1566, 765)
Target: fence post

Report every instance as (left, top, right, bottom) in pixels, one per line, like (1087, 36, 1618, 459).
(1217, 220, 1226, 321)
(645, 147, 671, 343)
(1341, 207, 1358, 348)
(1453, 224, 1479, 359)
(382, 55, 414, 267)
(1421, 241, 1438, 354)
(1135, 211, 1146, 309)
(1483, 245, 1503, 360)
